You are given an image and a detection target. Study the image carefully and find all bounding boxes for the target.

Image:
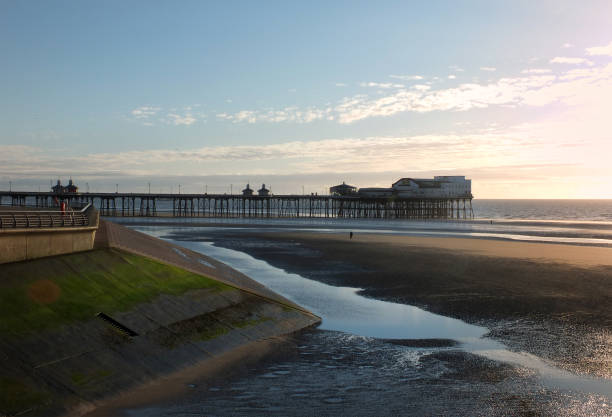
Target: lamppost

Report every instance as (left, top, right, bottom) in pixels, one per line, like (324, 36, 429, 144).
(178, 184, 181, 194)
(9, 181, 11, 192)
(148, 182, 151, 194)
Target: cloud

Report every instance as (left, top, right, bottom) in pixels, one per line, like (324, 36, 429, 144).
(586, 40, 612, 56)
(332, 74, 560, 123)
(130, 106, 203, 126)
(335, 83, 347, 87)
(550, 56, 594, 65)
(4, 97, 611, 197)
(215, 60, 612, 125)
(167, 113, 196, 126)
(131, 106, 160, 119)
(521, 68, 552, 74)
(133, 46, 612, 129)
(359, 82, 404, 89)
(389, 74, 423, 81)
(216, 107, 331, 124)
(562, 43, 573, 48)
(480, 67, 496, 72)
(0, 133, 544, 179)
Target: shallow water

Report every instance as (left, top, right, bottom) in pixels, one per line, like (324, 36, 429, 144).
(115, 214, 612, 247)
(125, 330, 610, 417)
(134, 226, 612, 405)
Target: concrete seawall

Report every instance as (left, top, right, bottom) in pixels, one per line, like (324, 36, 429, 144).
(0, 206, 99, 264)
(0, 227, 98, 264)
(0, 221, 320, 416)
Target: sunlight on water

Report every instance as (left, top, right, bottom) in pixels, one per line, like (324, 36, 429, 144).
(116, 213, 612, 247)
(136, 226, 612, 401)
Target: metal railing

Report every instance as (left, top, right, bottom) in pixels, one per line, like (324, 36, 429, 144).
(0, 203, 92, 229)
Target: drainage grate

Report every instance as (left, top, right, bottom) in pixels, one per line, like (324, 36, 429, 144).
(96, 312, 139, 337)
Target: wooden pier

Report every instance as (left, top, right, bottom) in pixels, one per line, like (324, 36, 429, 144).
(0, 191, 474, 220)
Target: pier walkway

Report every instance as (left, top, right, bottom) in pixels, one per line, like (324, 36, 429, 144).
(0, 191, 474, 220)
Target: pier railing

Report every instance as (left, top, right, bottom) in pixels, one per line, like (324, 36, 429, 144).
(0, 203, 91, 229)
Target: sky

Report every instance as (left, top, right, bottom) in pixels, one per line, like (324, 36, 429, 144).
(1, 0, 612, 198)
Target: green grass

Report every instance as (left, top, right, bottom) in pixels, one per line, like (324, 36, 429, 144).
(0, 249, 231, 336)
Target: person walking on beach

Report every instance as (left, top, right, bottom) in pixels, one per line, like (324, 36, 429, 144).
(349, 231, 353, 240)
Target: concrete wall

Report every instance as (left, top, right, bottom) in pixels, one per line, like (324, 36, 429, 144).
(0, 227, 97, 264)
(0, 206, 99, 264)
(0, 247, 320, 416)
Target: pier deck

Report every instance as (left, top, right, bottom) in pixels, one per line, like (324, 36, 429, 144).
(0, 191, 474, 220)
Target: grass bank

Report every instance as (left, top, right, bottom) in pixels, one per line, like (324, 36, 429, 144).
(0, 248, 231, 337)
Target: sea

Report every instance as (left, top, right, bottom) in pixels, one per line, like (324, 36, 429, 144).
(473, 199, 612, 222)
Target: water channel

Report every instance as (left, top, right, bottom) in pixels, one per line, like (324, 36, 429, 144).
(126, 225, 611, 416)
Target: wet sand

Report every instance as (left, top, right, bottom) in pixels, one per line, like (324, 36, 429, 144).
(97, 225, 612, 416)
(190, 231, 612, 378)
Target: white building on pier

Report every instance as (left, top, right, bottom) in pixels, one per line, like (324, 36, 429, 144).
(357, 176, 472, 198)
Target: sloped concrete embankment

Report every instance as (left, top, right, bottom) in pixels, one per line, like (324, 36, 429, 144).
(0, 221, 320, 416)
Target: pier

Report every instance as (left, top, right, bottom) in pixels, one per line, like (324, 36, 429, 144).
(0, 191, 473, 220)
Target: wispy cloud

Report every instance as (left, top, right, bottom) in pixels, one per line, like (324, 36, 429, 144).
(221, 40, 612, 126)
(389, 74, 423, 81)
(130, 106, 203, 126)
(562, 43, 573, 48)
(217, 107, 331, 124)
(335, 82, 348, 87)
(0, 132, 547, 178)
(586, 41, 612, 56)
(412, 84, 431, 91)
(3, 106, 610, 196)
(214, 61, 612, 125)
(131, 106, 160, 119)
(167, 113, 197, 126)
(359, 82, 404, 88)
(521, 68, 552, 74)
(550, 56, 594, 65)
(133, 41, 612, 129)
(332, 73, 563, 123)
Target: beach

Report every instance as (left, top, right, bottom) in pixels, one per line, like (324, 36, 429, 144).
(165, 228, 612, 379)
(79, 221, 612, 416)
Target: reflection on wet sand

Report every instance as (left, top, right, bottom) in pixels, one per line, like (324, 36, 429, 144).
(121, 225, 612, 416)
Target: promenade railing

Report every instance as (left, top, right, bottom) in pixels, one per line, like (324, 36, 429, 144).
(0, 203, 91, 229)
